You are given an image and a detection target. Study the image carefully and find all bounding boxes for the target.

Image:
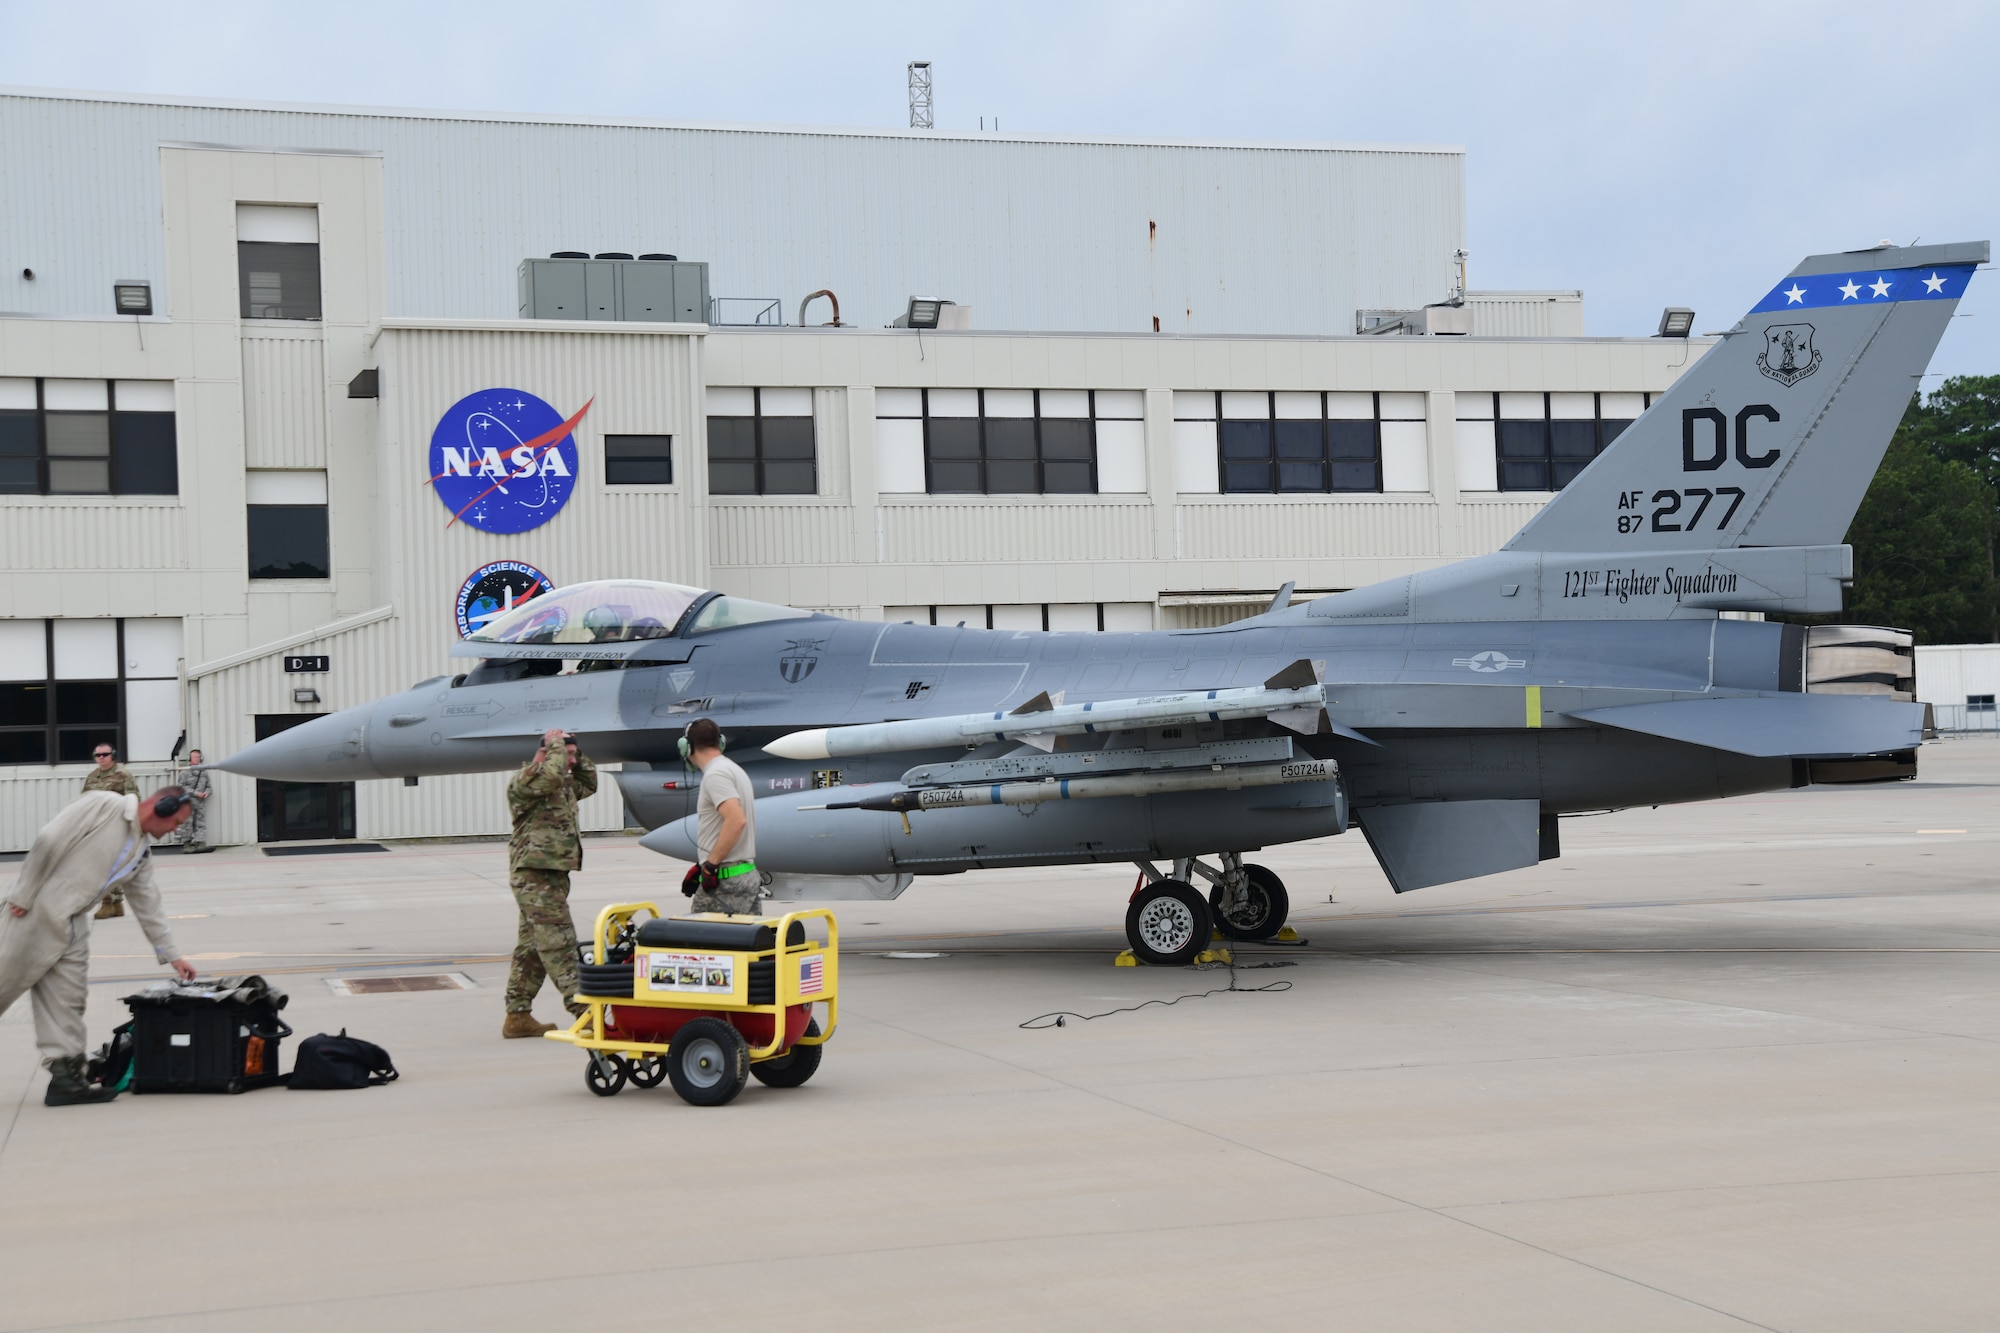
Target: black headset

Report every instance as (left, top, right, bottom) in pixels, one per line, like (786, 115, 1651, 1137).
(677, 720, 727, 760)
(153, 789, 193, 818)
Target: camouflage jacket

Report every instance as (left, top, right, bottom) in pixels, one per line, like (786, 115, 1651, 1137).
(506, 750, 599, 871)
(82, 765, 138, 796)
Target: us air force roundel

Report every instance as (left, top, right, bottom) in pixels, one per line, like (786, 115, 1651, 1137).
(456, 561, 555, 638)
(428, 388, 590, 533)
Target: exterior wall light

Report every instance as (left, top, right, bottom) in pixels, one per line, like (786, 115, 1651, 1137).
(1656, 307, 1695, 338)
(900, 297, 943, 329)
(114, 281, 153, 315)
(292, 687, 321, 704)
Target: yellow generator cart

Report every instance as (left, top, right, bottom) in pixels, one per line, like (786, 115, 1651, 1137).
(548, 905, 838, 1107)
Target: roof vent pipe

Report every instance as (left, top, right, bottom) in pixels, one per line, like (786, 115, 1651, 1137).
(800, 289, 842, 327)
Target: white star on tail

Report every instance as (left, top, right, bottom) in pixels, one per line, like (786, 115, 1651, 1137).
(1783, 283, 1807, 304)
(1869, 276, 1893, 298)
(1838, 280, 1862, 300)
(1923, 271, 1947, 294)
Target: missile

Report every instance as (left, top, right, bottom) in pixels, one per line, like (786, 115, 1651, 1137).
(767, 672, 1329, 762)
(815, 757, 1338, 814)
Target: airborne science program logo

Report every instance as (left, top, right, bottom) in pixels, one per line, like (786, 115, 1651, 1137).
(1756, 324, 1821, 387)
(428, 388, 592, 533)
(455, 561, 555, 639)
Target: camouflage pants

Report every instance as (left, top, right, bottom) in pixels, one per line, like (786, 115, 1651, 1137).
(506, 868, 585, 1016)
(690, 878, 761, 916)
(178, 802, 207, 848)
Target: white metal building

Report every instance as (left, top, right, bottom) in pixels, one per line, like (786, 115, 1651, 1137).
(0, 93, 1713, 849)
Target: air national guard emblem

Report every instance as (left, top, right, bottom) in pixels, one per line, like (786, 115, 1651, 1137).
(1757, 323, 1821, 387)
(779, 639, 827, 684)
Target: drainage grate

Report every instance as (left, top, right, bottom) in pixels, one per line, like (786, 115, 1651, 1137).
(326, 972, 476, 996)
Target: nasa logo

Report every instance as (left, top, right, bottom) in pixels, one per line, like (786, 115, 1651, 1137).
(455, 561, 555, 639)
(428, 388, 593, 533)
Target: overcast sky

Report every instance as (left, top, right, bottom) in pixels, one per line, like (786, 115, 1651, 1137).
(4, 0, 1995, 381)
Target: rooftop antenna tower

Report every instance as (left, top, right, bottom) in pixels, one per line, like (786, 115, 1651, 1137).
(908, 61, 933, 130)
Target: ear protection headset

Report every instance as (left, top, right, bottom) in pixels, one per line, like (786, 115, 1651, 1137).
(677, 721, 728, 760)
(153, 790, 193, 818)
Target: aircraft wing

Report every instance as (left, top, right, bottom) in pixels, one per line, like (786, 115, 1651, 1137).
(1567, 694, 1925, 759)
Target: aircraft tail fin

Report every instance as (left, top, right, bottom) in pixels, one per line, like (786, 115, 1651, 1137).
(1505, 241, 1986, 555)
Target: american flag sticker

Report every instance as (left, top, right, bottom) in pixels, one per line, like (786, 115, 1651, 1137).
(799, 955, 824, 995)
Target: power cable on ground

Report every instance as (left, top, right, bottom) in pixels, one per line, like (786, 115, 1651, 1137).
(1020, 951, 1296, 1029)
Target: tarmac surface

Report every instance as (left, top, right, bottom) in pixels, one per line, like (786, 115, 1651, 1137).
(3, 740, 1999, 1330)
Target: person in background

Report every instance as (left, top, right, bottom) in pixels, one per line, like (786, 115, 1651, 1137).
(174, 749, 213, 853)
(0, 789, 198, 1105)
(501, 729, 597, 1039)
(682, 718, 760, 916)
(82, 746, 139, 918)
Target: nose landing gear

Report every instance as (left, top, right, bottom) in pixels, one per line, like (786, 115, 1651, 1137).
(1125, 854, 1292, 964)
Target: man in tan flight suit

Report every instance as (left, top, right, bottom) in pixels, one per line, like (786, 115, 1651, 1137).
(501, 729, 597, 1038)
(1, 789, 199, 1105)
(81, 745, 140, 918)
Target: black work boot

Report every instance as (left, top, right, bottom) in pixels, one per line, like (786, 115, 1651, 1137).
(44, 1056, 119, 1106)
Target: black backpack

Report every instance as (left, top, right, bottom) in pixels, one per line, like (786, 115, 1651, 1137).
(288, 1030, 399, 1089)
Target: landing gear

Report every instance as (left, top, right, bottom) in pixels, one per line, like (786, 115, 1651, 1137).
(1209, 861, 1289, 942)
(1124, 880, 1211, 967)
(1127, 854, 1293, 962)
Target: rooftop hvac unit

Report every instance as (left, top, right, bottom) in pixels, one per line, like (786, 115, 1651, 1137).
(519, 256, 710, 323)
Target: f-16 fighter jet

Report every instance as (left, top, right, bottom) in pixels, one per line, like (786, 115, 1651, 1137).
(221, 242, 1983, 964)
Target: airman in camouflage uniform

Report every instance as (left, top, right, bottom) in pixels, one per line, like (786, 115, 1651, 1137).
(501, 728, 597, 1038)
(175, 750, 213, 852)
(82, 747, 140, 918)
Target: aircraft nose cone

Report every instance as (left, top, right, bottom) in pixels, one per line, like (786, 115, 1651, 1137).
(639, 815, 698, 862)
(213, 706, 379, 782)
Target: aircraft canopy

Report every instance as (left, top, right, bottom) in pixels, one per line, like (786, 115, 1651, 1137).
(467, 580, 707, 645)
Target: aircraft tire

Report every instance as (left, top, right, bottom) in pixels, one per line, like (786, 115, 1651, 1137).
(1125, 880, 1212, 966)
(1210, 864, 1289, 942)
(667, 1017, 750, 1107)
(750, 1018, 823, 1088)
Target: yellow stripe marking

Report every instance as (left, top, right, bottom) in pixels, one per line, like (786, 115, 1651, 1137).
(1526, 684, 1542, 728)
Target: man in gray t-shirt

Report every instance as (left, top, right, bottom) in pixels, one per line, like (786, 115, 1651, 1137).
(685, 718, 760, 915)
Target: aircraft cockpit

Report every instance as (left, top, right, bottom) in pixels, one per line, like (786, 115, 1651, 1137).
(449, 580, 815, 681)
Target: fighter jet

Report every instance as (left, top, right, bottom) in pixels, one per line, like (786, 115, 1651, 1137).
(221, 242, 1983, 964)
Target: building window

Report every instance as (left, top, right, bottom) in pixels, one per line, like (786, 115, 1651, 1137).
(706, 387, 816, 495)
(604, 434, 673, 485)
(1204, 391, 1429, 495)
(876, 388, 1143, 496)
(0, 618, 183, 766)
(246, 470, 330, 579)
(1470, 391, 1653, 493)
(237, 204, 322, 321)
(1970, 694, 1996, 714)
(0, 380, 179, 497)
(883, 603, 1156, 632)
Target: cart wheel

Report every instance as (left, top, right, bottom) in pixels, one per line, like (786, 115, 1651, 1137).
(667, 1018, 749, 1107)
(1210, 864, 1290, 942)
(583, 1053, 629, 1097)
(750, 1018, 823, 1089)
(1124, 879, 1211, 966)
(628, 1055, 668, 1090)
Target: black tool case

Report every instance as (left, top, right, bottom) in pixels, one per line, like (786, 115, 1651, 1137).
(122, 975, 293, 1094)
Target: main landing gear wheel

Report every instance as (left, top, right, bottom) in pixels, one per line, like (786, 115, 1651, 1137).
(750, 1018, 823, 1089)
(1125, 880, 1212, 966)
(667, 1017, 750, 1107)
(1210, 863, 1290, 942)
(584, 1052, 629, 1097)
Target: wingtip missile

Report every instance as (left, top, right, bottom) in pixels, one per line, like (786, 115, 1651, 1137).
(765, 728, 833, 761)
